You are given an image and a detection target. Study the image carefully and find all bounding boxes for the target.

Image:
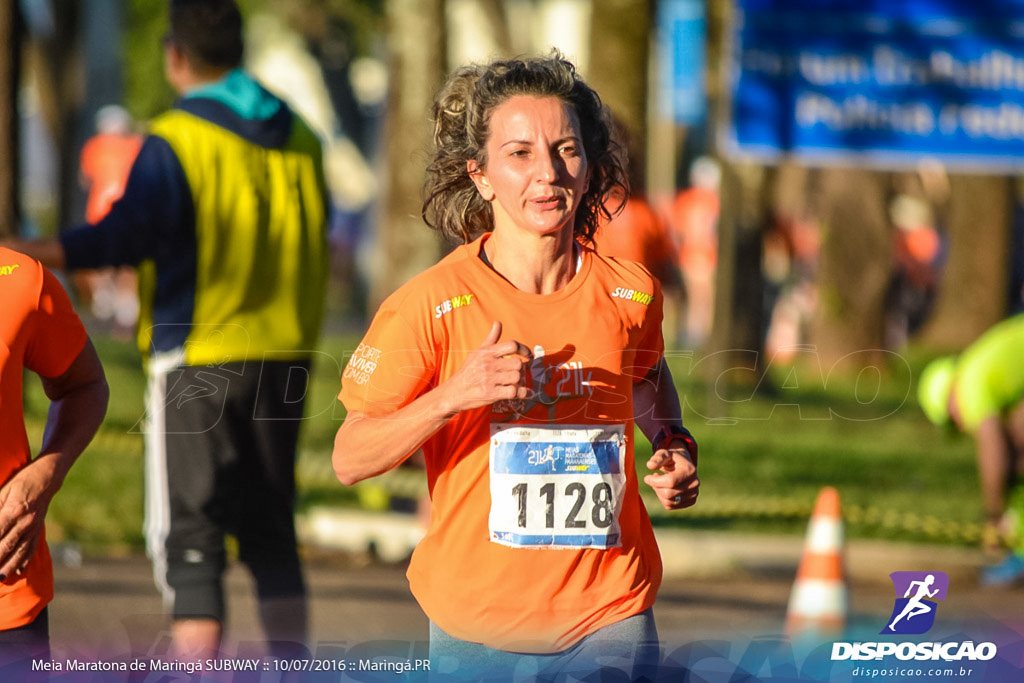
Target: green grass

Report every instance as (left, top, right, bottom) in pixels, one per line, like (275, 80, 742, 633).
(27, 333, 980, 554)
(647, 352, 979, 544)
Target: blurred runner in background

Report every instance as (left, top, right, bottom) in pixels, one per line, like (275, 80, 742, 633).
(593, 117, 684, 347)
(77, 104, 143, 337)
(3, 0, 329, 661)
(668, 156, 720, 348)
(918, 314, 1024, 586)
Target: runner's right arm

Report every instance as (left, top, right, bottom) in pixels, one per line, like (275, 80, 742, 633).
(60, 136, 191, 269)
(333, 321, 531, 485)
(974, 415, 1013, 528)
(0, 137, 188, 270)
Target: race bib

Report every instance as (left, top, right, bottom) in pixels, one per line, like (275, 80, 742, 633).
(488, 424, 626, 549)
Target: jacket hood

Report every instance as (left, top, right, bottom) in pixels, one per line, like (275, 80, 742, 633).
(175, 69, 293, 149)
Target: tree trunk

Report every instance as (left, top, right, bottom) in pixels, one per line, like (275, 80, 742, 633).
(476, 0, 511, 55)
(587, 0, 649, 187)
(26, 0, 82, 233)
(810, 168, 892, 369)
(917, 175, 1012, 350)
(707, 162, 767, 389)
(0, 0, 19, 237)
(371, 0, 446, 308)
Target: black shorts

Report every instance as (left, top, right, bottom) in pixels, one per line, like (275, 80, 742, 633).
(0, 608, 49, 680)
(143, 355, 309, 620)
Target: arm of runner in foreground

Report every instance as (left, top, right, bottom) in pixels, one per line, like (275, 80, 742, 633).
(333, 320, 532, 485)
(0, 339, 108, 583)
(0, 240, 67, 270)
(633, 358, 700, 511)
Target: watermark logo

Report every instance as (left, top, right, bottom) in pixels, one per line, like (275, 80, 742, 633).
(881, 571, 949, 635)
(832, 569, 998, 664)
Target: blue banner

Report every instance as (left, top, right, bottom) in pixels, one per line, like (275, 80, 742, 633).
(659, 0, 708, 125)
(727, 0, 1024, 171)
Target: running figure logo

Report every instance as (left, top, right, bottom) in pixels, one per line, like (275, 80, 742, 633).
(493, 344, 593, 422)
(881, 571, 949, 635)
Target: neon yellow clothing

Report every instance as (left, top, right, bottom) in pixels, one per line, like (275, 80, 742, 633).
(143, 109, 328, 365)
(60, 70, 328, 365)
(954, 315, 1024, 433)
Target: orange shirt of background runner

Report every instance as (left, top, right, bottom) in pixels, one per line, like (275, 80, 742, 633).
(0, 249, 88, 629)
(340, 235, 665, 652)
(80, 132, 143, 224)
(593, 196, 676, 278)
(670, 185, 719, 274)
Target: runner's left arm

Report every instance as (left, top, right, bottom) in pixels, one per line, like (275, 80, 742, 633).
(0, 339, 108, 583)
(633, 358, 699, 510)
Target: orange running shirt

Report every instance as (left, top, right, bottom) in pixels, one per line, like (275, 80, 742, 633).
(0, 248, 88, 629)
(593, 196, 675, 278)
(340, 235, 665, 653)
(79, 132, 143, 224)
(669, 186, 719, 274)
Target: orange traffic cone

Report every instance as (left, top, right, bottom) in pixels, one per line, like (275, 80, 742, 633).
(785, 486, 847, 640)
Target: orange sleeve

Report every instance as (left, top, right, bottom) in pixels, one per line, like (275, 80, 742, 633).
(79, 138, 98, 181)
(631, 275, 665, 382)
(24, 267, 88, 379)
(339, 301, 437, 416)
(597, 257, 665, 383)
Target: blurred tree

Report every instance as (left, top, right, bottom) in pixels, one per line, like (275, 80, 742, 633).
(587, 0, 649, 183)
(810, 168, 893, 368)
(24, 0, 82, 234)
(446, 0, 512, 64)
(918, 176, 1013, 349)
(370, 0, 446, 306)
(285, 0, 383, 57)
(705, 0, 769, 405)
(721, 164, 769, 348)
(475, 0, 512, 56)
(0, 0, 19, 237)
(282, 0, 385, 157)
(124, 0, 176, 122)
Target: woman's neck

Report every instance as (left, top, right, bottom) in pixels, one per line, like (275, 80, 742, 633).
(482, 230, 578, 295)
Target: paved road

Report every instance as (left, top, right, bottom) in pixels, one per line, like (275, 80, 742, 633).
(45, 524, 1024, 674)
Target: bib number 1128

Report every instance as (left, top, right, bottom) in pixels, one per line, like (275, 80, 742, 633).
(488, 424, 625, 549)
(511, 481, 615, 530)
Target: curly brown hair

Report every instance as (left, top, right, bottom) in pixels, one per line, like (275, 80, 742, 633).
(421, 52, 628, 245)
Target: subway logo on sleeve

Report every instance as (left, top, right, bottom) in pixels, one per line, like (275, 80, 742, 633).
(610, 287, 653, 305)
(434, 293, 476, 319)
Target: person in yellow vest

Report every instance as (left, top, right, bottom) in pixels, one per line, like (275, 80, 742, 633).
(3, 0, 328, 659)
(918, 314, 1024, 586)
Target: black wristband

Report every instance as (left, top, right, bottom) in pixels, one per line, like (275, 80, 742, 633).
(652, 424, 698, 462)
